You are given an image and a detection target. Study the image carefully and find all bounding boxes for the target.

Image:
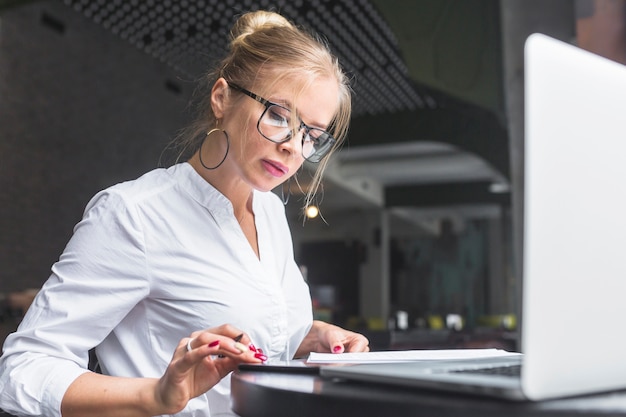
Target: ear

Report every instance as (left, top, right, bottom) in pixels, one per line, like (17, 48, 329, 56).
(211, 77, 229, 119)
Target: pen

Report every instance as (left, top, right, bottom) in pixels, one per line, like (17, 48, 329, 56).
(233, 333, 267, 362)
(218, 333, 246, 358)
(233, 333, 247, 353)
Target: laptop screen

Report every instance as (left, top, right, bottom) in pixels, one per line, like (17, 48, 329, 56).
(522, 33, 626, 399)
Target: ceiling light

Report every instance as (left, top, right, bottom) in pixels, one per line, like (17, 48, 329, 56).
(305, 205, 319, 219)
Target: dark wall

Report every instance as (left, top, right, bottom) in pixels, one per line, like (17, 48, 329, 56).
(298, 240, 362, 327)
(0, 1, 192, 292)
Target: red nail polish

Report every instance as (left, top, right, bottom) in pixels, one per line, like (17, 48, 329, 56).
(333, 345, 342, 353)
(208, 340, 220, 347)
(248, 343, 257, 353)
(254, 353, 268, 362)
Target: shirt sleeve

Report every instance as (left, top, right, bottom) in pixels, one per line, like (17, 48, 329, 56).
(0, 190, 150, 417)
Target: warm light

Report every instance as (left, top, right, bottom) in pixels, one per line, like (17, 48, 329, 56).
(305, 205, 319, 219)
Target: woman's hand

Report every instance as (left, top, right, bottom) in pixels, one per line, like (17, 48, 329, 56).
(62, 324, 265, 417)
(155, 324, 264, 415)
(295, 320, 369, 358)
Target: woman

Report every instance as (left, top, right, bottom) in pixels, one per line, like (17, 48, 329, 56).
(0, 9, 369, 417)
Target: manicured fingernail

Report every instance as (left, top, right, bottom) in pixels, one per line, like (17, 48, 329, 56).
(254, 353, 268, 362)
(248, 343, 257, 353)
(234, 342, 247, 353)
(333, 345, 342, 353)
(208, 340, 220, 347)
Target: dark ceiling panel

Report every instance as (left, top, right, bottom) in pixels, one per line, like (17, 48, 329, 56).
(61, 0, 438, 117)
(348, 105, 510, 180)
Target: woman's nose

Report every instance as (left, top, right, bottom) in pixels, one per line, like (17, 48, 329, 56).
(278, 128, 305, 156)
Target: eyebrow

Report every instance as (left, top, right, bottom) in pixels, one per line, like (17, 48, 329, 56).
(270, 96, 328, 130)
(292, 106, 329, 130)
(302, 116, 330, 131)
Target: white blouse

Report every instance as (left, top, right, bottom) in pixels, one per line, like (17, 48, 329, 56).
(0, 162, 313, 417)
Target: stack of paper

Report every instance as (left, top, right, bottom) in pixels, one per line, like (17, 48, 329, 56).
(308, 349, 521, 364)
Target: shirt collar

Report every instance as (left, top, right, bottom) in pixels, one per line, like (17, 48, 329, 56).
(168, 162, 237, 216)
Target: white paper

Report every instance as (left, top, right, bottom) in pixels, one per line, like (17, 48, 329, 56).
(307, 348, 521, 364)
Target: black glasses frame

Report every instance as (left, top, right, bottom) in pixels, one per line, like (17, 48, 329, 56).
(227, 81, 336, 163)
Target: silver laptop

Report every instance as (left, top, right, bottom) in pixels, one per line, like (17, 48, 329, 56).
(320, 33, 626, 401)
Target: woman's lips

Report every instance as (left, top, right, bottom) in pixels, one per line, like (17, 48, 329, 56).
(262, 160, 288, 177)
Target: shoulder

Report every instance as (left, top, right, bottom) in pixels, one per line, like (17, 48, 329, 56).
(81, 167, 176, 220)
(108, 168, 175, 199)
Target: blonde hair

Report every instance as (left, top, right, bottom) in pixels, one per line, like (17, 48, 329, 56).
(168, 10, 352, 210)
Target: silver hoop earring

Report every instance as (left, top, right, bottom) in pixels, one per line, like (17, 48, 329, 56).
(198, 128, 230, 170)
(281, 177, 292, 205)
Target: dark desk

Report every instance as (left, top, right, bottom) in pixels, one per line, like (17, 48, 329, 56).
(231, 369, 626, 417)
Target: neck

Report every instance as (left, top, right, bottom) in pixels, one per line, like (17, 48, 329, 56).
(188, 153, 253, 215)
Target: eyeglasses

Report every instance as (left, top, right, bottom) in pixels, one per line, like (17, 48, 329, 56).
(227, 82, 336, 163)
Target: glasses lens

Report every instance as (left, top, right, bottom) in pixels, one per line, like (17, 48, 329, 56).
(303, 129, 336, 163)
(258, 104, 336, 163)
(258, 104, 291, 142)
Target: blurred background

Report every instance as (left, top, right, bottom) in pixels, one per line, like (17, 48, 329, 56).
(1, 0, 624, 351)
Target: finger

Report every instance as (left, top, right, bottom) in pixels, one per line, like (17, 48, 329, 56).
(346, 340, 370, 352)
(344, 336, 370, 352)
(328, 332, 370, 353)
(188, 326, 266, 363)
(212, 324, 248, 342)
(331, 343, 344, 354)
(189, 335, 249, 358)
(226, 329, 252, 347)
(193, 326, 250, 346)
(199, 329, 259, 355)
(326, 329, 349, 353)
(210, 338, 267, 363)
(187, 339, 242, 375)
(185, 336, 219, 352)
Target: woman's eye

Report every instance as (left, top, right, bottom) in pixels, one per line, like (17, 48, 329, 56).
(307, 130, 326, 143)
(267, 107, 290, 126)
(304, 133, 319, 145)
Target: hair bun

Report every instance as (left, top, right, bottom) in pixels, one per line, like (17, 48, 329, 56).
(230, 10, 293, 42)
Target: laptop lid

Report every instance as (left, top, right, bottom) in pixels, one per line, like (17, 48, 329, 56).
(320, 33, 626, 401)
(521, 32, 626, 400)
